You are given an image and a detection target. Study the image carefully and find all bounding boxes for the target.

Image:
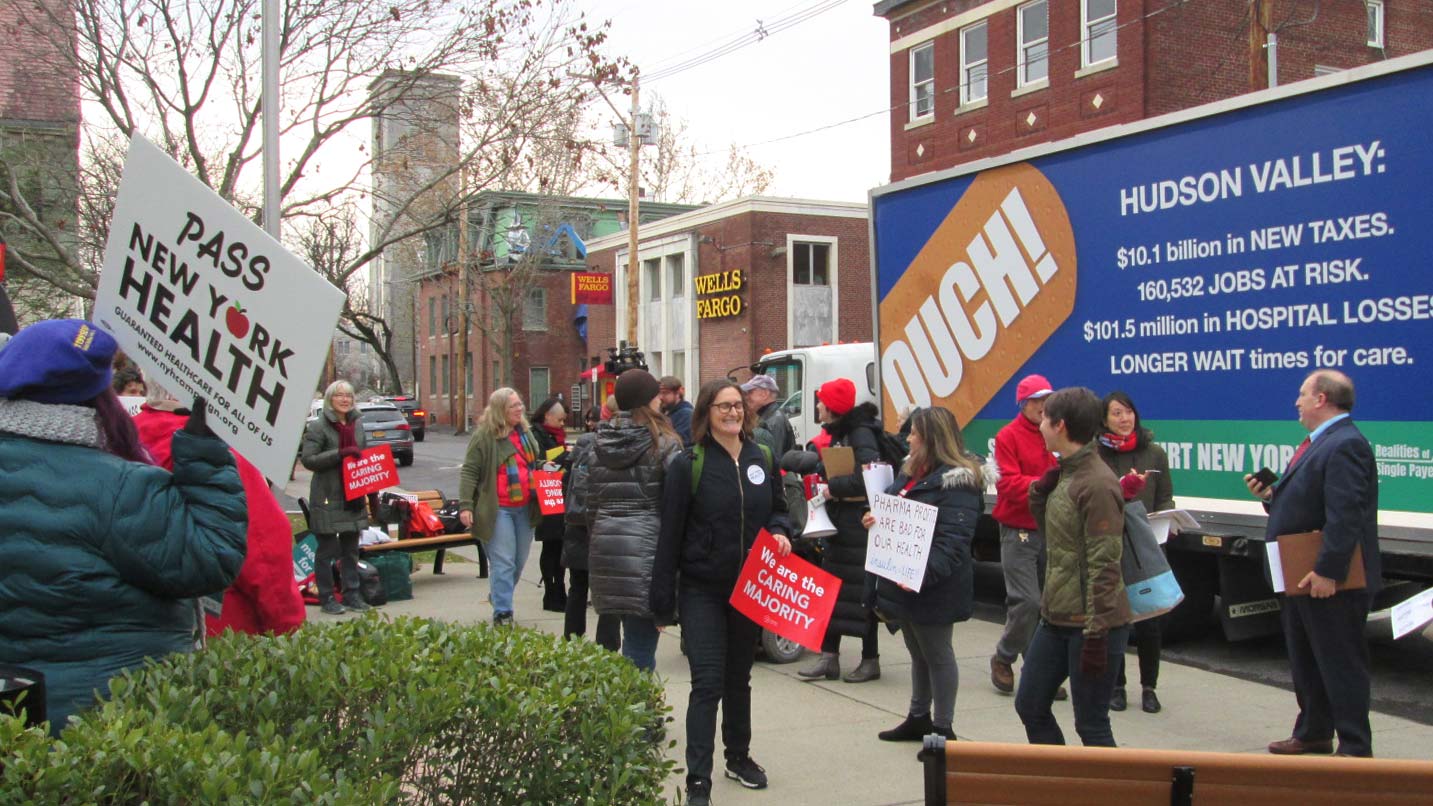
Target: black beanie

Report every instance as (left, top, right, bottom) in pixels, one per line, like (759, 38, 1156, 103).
(614, 369, 661, 412)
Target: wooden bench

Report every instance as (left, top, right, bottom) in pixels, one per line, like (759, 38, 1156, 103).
(918, 738, 1433, 805)
(299, 491, 488, 578)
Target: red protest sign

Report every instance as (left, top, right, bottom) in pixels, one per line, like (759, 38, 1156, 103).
(729, 529, 841, 652)
(342, 445, 398, 500)
(533, 469, 565, 515)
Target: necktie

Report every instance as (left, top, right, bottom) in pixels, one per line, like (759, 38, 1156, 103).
(1288, 437, 1311, 471)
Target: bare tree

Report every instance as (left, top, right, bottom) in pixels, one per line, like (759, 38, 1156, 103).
(3, 0, 627, 311)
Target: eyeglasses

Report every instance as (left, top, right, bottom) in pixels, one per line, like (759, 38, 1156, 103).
(712, 402, 744, 414)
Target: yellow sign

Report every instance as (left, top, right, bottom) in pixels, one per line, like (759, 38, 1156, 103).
(695, 269, 744, 319)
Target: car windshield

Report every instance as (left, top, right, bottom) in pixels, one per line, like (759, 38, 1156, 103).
(358, 404, 405, 425)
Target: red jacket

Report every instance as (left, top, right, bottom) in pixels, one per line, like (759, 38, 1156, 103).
(991, 412, 1057, 530)
(134, 406, 306, 637)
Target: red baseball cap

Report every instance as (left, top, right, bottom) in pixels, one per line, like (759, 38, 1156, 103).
(1015, 374, 1054, 405)
(816, 378, 857, 416)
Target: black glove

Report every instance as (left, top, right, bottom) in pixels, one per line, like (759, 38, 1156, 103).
(1032, 467, 1061, 496)
(1080, 633, 1108, 678)
(182, 396, 214, 437)
(340, 445, 362, 459)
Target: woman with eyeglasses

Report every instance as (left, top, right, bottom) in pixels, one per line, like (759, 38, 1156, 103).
(653, 379, 792, 805)
(862, 407, 989, 742)
(302, 380, 373, 615)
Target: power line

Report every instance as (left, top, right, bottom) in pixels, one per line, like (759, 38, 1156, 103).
(642, 0, 849, 83)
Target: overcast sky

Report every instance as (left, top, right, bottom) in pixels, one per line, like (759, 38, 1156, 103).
(577, 0, 892, 202)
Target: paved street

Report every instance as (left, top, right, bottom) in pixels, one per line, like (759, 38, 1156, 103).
(283, 427, 1433, 805)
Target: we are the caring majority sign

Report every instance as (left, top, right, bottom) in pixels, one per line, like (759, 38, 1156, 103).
(730, 530, 840, 652)
(94, 135, 344, 481)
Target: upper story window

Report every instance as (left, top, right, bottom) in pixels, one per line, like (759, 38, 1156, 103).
(910, 42, 935, 120)
(1018, 1, 1049, 87)
(793, 242, 830, 286)
(960, 22, 989, 106)
(523, 287, 547, 331)
(1082, 0, 1118, 68)
(1367, 1, 1385, 48)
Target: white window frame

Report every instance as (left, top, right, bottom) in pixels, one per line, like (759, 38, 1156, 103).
(909, 42, 935, 121)
(785, 234, 840, 347)
(522, 287, 547, 331)
(1366, 0, 1385, 48)
(960, 22, 989, 107)
(1017, 1, 1049, 88)
(1082, 0, 1118, 69)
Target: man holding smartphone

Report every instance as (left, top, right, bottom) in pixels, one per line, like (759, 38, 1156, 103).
(1246, 369, 1380, 757)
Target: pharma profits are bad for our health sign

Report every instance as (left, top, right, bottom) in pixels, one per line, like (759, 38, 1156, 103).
(865, 493, 938, 592)
(94, 134, 344, 482)
(729, 529, 840, 652)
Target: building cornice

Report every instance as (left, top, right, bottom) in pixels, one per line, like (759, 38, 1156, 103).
(584, 195, 868, 254)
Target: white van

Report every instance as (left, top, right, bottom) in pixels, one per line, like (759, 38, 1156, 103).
(748, 342, 876, 447)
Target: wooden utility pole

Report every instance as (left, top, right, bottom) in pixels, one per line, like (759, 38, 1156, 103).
(1249, 0, 1274, 91)
(626, 75, 641, 346)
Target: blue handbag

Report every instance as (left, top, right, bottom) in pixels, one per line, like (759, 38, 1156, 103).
(1121, 501, 1184, 622)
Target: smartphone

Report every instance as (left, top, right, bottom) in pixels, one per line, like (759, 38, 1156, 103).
(1253, 467, 1279, 487)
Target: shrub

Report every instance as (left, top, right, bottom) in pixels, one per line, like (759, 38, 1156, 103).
(0, 617, 675, 804)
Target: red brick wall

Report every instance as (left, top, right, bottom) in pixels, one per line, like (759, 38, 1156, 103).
(884, 0, 1433, 181)
(0, 0, 79, 124)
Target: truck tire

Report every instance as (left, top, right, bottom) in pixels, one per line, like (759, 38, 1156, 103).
(759, 630, 805, 664)
(1163, 551, 1217, 643)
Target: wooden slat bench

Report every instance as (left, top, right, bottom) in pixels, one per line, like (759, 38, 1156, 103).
(918, 738, 1433, 805)
(300, 490, 488, 578)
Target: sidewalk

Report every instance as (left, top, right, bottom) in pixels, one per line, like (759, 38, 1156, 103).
(347, 546, 1433, 806)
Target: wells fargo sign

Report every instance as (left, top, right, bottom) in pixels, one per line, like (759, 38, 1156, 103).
(570, 272, 613, 305)
(694, 269, 744, 319)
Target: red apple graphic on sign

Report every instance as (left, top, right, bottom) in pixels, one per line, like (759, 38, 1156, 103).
(225, 303, 250, 339)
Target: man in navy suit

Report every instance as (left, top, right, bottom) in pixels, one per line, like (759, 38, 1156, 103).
(1246, 369, 1381, 758)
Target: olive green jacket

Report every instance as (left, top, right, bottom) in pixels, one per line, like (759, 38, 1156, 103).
(458, 426, 543, 543)
(300, 408, 369, 535)
(1029, 442, 1131, 636)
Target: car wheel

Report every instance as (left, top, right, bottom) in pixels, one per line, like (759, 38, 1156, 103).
(398, 452, 414, 467)
(414, 430, 425, 442)
(759, 630, 804, 664)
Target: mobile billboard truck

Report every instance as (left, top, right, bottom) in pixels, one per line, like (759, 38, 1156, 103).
(869, 53, 1433, 642)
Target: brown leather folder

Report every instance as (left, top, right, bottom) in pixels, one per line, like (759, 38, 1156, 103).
(1277, 530, 1366, 596)
(819, 446, 864, 501)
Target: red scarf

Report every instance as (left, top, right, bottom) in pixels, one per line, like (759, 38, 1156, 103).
(541, 423, 566, 447)
(1098, 430, 1138, 453)
(335, 418, 358, 452)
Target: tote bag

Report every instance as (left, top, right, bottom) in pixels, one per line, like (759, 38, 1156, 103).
(1121, 500, 1184, 622)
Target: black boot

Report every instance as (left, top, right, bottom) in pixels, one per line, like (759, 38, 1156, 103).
(878, 713, 933, 742)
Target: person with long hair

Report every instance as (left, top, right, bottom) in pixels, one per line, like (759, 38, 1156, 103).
(562, 396, 621, 649)
(0, 320, 246, 735)
(653, 380, 793, 804)
(459, 387, 544, 626)
(1097, 391, 1174, 714)
(301, 380, 374, 616)
(135, 379, 305, 637)
(586, 369, 682, 671)
(529, 397, 570, 612)
(863, 407, 988, 742)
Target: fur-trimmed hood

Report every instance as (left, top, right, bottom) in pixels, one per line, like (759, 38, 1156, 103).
(933, 457, 999, 492)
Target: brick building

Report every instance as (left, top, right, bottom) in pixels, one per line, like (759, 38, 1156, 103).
(877, 0, 1433, 181)
(0, 0, 81, 322)
(583, 197, 871, 394)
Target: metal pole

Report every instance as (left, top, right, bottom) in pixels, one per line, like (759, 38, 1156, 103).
(626, 76, 640, 346)
(455, 184, 469, 434)
(261, 0, 281, 239)
(1267, 32, 1279, 89)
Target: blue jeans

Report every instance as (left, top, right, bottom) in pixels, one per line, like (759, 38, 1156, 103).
(621, 615, 661, 672)
(489, 506, 533, 615)
(1014, 621, 1129, 747)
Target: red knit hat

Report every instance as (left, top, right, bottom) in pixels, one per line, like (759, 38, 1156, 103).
(816, 378, 857, 416)
(1015, 374, 1054, 405)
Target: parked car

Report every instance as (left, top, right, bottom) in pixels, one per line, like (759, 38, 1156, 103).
(356, 403, 415, 467)
(378, 395, 427, 441)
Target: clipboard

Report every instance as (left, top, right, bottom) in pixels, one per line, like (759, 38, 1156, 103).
(819, 446, 864, 501)
(1276, 530, 1366, 596)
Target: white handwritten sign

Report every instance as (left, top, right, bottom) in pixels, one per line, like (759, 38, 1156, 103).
(94, 134, 344, 481)
(1390, 587, 1433, 641)
(865, 492, 938, 591)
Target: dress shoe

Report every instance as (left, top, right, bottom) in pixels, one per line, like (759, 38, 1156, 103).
(1110, 687, 1127, 711)
(989, 656, 1015, 694)
(843, 657, 881, 683)
(797, 652, 840, 680)
(1268, 737, 1334, 755)
(878, 713, 933, 742)
(1141, 687, 1162, 714)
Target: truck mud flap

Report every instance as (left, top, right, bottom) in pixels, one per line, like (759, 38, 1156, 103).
(1217, 553, 1281, 642)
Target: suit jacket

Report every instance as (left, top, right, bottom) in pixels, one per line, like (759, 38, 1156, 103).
(1265, 417, 1381, 596)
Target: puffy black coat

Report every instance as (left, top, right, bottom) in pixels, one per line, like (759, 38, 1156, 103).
(585, 413, 682, 617)
(651, 437, 790, 623)
(561, 432, 597, 570)
(821, 403, 884, 638)
(865, 462, 989, 625)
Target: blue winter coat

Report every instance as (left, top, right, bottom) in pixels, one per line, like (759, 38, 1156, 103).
(0, 399, 248, 734)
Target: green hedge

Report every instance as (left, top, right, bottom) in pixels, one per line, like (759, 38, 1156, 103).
(0, 617, 675, 804)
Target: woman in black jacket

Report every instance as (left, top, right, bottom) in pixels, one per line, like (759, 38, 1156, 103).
(653, 380, 792, 806)
(561, 399, 620, 649)
(863, 406, 988, 742)
(529, 397, 569, 613)
(797, 378, 884, 684)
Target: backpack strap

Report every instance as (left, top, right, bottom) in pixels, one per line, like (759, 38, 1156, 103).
(691, 442, 772, 496)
